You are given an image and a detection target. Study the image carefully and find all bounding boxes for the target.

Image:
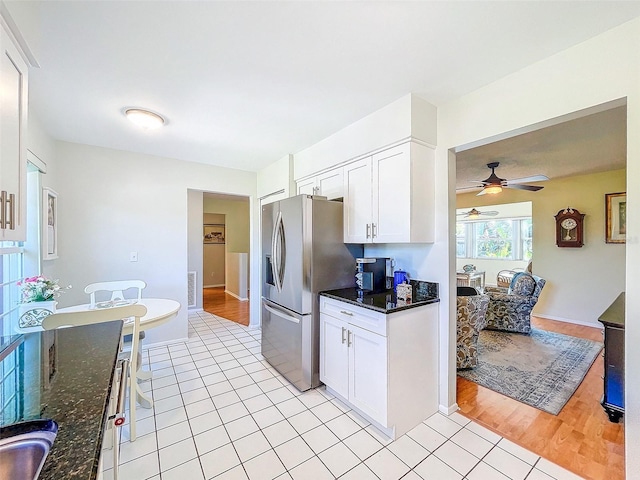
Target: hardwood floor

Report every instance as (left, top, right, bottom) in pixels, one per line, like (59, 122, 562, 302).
(457, 316, 624, 480)
(202, 286, 250, 326)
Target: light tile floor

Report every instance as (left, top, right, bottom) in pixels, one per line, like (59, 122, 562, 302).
(103, 311, 585, 480)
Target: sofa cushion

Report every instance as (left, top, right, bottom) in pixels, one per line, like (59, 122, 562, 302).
(509, 273, 536, 296)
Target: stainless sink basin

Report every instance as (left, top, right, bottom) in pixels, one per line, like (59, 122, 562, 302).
(0, 420, 58, 480)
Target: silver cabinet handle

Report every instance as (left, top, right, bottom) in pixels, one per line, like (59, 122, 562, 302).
(339, 310, 353, 316)
(7, 193, 15, 230)
(0, 191, 5, 229)
(366, 223, 371, 239)
(347, 330, 352, 347)
(371, 223, 377, 238)
(341, 327, 346, 344)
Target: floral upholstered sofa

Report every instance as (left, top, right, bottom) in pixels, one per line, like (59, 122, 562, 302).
(456, 287, 490, 369)
(484, 273, 546, 334)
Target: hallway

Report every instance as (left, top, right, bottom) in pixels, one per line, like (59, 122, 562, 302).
(203, 287, 250, 326)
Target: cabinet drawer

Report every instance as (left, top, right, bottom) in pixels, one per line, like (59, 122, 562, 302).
(320, 296, 387, 336)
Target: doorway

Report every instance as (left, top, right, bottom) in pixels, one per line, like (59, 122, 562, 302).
(452, 102, 626, 479)
(201, 193, 250, 325)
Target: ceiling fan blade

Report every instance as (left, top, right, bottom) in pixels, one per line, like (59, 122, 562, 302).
(506, 175, 549, 185)
(505, 184, 544, 192)
(481, 211, 499, 216)
(476, 189, 488, 196)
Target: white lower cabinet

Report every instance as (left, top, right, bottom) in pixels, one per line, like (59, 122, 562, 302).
(348, 323, 387, 424)
(319, 296, 438, 439)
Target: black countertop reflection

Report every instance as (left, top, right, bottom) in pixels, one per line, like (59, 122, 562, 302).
(321, 280, 439, 314)
(0, 320, 123, 480)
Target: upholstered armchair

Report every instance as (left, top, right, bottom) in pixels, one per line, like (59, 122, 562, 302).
(485, 273, 546, 334)
(456, 287, 490, 370)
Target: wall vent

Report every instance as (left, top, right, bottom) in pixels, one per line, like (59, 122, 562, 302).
(187, 271, 197, 307)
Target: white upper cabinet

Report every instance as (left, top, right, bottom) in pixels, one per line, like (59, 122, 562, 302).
(343, 158, 373, 243)
(344, 142, 434, 244)
(0, 22, 29, 241)
(296, 166, 344, 200)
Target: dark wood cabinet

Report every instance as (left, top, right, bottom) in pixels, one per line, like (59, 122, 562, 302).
(598, 292, 625, 423)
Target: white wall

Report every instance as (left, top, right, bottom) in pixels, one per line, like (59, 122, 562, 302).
(187, 189, 204, 309)
(52, 141, 257, 344)
(438, 18, 640, 476)
(257, 154, 294, 201)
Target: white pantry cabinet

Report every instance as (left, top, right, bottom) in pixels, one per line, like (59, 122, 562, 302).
(296, 166, 344, 200)
(0, 21, 29, 241)
(343, 141, 434, 244)
(319, 296, 438, 439)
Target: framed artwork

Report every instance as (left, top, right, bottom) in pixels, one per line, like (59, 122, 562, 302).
(203, 224, 225, 244)
(605, 192, 626, 244)
(42, 188, 58, 260)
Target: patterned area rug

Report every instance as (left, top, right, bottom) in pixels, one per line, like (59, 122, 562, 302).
(458, 328, 603, 415)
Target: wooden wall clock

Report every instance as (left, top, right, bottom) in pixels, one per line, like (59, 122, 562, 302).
(554, 207, 585, 247)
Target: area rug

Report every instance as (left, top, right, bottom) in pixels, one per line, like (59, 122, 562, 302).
(458, 328, 603, 415)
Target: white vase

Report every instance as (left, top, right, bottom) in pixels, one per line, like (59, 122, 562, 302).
(18, 300, 57, 328)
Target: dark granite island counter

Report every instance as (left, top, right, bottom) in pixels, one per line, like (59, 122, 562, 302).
(0, 320, 123, 480)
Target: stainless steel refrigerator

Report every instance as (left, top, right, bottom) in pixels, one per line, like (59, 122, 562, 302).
(261, 194, 361, 391)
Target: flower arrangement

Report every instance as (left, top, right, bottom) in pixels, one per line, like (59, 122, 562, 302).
(18, 276, 69, 303)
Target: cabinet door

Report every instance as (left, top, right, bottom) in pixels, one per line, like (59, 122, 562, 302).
(317, 167, 344, 200)
(297, 177, 317, 196)
(343, 158, 372, 243)
(319, 313, 349, 399)
(348, 323, 387, 425)
(0, 26, 28, 241)
(372, 145, 411, 243)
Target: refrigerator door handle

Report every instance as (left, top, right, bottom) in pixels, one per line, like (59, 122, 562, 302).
(271, 211, 283, 292)
(264, 303, 301, 324)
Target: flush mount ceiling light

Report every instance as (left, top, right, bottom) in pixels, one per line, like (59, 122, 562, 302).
(124, 108, 165, 130)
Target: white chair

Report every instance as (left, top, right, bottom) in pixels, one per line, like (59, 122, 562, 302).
(84, 280, 146, 308)
(84, 280, 149, 381)
(42, 303, 148, 449)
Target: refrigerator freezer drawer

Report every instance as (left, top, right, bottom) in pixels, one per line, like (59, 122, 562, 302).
(261, 299, 317, 391)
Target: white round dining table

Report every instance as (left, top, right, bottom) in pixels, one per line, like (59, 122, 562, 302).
(55, 297, 181, 335)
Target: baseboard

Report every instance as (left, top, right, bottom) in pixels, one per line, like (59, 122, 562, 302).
(534, 314, 603, 330)
(188, 307, 204, 312)
(439, 403, 459, 416)
(204, 284, 225, 288)
(225, 289, 249, 302)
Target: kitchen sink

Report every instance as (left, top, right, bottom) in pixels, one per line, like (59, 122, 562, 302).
(0, 419, 58, 480)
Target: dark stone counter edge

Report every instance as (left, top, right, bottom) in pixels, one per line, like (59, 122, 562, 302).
(320, 291, 440, 314)
(598, 292, 625, 328)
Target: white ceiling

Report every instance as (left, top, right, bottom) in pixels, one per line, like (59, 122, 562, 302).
(7, 1, 640, 173)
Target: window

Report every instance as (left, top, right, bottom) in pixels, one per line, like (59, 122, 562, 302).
(0, 242, 24, 336)
(456, 217, 532, 261)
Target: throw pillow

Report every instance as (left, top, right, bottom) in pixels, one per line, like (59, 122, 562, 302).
(510, 273, 536, 296)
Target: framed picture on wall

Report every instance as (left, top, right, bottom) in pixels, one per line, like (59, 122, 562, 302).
(42, 188, 59, 260)
(204, 224, 225, 244)
(605, 192, 626, 244)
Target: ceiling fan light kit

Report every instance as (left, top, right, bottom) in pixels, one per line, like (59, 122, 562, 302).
(463, 161, 549, 196)
(457, 208, 499, 219)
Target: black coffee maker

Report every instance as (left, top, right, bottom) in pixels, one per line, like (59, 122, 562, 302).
(355, 258, 389, 293)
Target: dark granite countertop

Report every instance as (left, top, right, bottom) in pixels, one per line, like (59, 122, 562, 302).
(598, 292, 625, 328)
(0, 320, 123, 480)
(320, 280, 439, 314)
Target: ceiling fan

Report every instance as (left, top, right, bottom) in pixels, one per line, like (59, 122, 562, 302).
(457, 208, 499, 219)
(466, 162, 548, 195)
